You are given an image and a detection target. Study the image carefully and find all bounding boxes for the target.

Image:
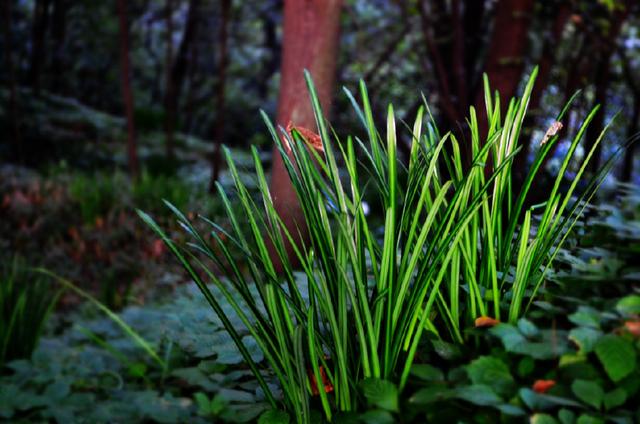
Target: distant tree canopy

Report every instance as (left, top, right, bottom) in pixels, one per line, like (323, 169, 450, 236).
(0, 0, 638, 182)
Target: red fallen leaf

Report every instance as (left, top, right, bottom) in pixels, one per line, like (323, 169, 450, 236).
(308, 365, 334, 396)
(68, 226, 80, 240)
(475, 316, 500, 328)
(95, 216, 105, 229)
(533, 379, 556, 393)
(286, 122, 324, 153)
(150, 239, 165, 258)
(624, 321, 640, 337)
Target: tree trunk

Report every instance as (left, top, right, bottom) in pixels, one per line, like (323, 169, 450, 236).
(50, 0, 69, 94)
(28, 0, 51, 94)
(514, 3, 571, 178)
(210, 0, 231, 188)
(163, 0, 175, 157)
(2, 0, 22, 159)
(480, 0, 534, 106)
(117, 0, 139, 178)
(584, 7, 628, 174)
(269, 0, 343, 270)
(164, 0, 199, 159)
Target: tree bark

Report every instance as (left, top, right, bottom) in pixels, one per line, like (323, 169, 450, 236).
(269, 0, 343, 270)
(164, 0, 200, 158)
(210, 0, 231, 188)
(50, 0, 69, 94)
(163, 0, 175, 157)
(514, 2, 571, 178)
(584, 6, 628, 174)
(117, 0, 140, 178)
(28, 0, 51, 94)
(2, 0, 22, 158)
(479, 0, 534, 109)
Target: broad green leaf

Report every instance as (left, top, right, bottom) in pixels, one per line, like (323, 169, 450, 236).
(410, 364, 445, 382)
(615, 295, 640, 315)
(361, 379, 399, 412)
(519, 388, 583, 411)
(568, 327, 603, 354)
(603, 388, 627, 411)
(454, 385, 502, 406)
(568, 307, 601, 329)
(576, 415, 604, 424)
(517, 357, 535, 377)
(258, 409, 290, 424)
(358, 410, 395, 424)
(531, 413, 560, 424)
(409, 386, 455, 405)
(571, 380, 603, 410)
(594, 335, 636, 382)
(558, 408, 576, 424)
(518, 318, 539, 338)
(465, 356, 515, 396)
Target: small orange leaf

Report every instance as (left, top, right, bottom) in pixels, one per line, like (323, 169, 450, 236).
(624, 321, 640, 337)
(475, 316, 500, 328)
(286, 122, 324, 152)
(308, 365, 334, 396)
(533, 379, 556, 393)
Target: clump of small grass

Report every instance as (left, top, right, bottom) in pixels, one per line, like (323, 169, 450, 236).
(0, 257, 60, 370)
(140, 68, 618, 421)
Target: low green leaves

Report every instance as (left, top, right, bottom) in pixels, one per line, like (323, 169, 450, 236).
(466, 356, 515, 396)
(257, 409, 290, 424)
(594, 335, 636, 382)
(615, 295, 640, 315)
(571, 379, 603, 409)
(361, 379, 399, 412)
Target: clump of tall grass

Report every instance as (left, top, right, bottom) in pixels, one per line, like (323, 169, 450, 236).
(1, 257, 60, 369)
(140, 68, 617, 421)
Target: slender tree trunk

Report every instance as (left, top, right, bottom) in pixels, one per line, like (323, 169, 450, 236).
(28, 0, 51, 94)
(164, 0, 199, 159)
(476, 0, 534, 142)
(269, 0, 343, 270)
(163, 0, 175, 157)
(514, 3, 571, 177)
(210, 0, 231, 188)
(2, 0, 22, 158)
(256, 0, 281, 100)
(116, 0, 139, 178)
(50, 0, 69, 94)
(584, 7, 628, 174)
(621, 95, 639, 182)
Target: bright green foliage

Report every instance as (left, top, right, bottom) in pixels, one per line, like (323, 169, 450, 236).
(140, 69, 616, 421)
(0, 258, 59, 368)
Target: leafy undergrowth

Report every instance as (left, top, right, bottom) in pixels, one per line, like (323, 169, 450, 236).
(1, 282, 639, 423)
(1, 177, 639, 422)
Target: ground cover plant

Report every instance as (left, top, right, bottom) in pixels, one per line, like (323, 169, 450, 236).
(141, 69, 624, 422)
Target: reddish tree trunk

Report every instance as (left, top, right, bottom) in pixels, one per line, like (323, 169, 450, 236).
(28, 0, 51, 94)
(164, 0, 200, 158)
(210, 0, 231, 188)
(269, 0, 343, 269)
(117, 0, 140, 178)
(3, 0, 22, 158)
(479, 0, 534, 107)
